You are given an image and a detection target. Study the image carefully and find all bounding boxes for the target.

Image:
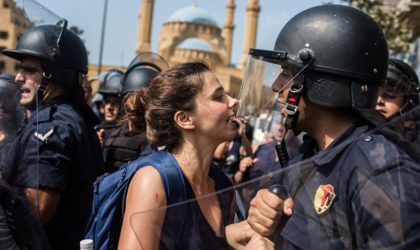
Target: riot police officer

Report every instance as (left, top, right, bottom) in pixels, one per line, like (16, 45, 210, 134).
(243, 4, 420, 249)
(93, 69, 124, 145)
(1, 21, 104, 249)
(376, 58, 419, 119)
(102, 52, 168, 172)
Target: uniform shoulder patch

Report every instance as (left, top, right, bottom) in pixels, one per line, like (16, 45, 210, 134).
(33, 127, 55, 144)
(314, 184, 336, 215)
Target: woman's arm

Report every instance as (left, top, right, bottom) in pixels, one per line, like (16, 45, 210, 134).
(226, 220, 253, 248)
(118, 166, 167, 250)
(226, 220, 274, 250)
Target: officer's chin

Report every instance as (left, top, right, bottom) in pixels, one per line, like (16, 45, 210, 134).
(20, 96, 35, 108)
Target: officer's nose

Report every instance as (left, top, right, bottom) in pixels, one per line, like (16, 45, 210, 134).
(15, 72, 25, 84)
(376, 95, 385, 107)
(272, 75, 282, 93)
(272, 74, 290, 93)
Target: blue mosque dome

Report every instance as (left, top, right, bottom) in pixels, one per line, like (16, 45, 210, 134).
(168, 5, 218, 26)
(177, 38, 213, 52)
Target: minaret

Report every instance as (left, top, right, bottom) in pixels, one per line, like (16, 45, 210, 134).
(238, 0, 260, 69)
(135, 0, 154, 54)
(223, 0, 235, 65)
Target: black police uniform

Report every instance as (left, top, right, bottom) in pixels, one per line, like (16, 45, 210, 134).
(275, 123, 420, 249)
(1, 96, 104, 250)
(103, 124, 151, 172)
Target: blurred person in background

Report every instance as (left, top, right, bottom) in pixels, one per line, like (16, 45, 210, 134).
(376, 58, 419, 119)
(234, 114, 300, 185)
(101, 53, 168, 172)
(93, 69, 124, 146)
(0, 74, 24, 163)
(376, 58, 420, 162)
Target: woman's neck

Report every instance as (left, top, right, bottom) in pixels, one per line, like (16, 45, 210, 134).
(172, 137, 218, 195)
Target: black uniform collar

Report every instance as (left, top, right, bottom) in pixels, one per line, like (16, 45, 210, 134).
(28, 95, 70, 124)
(312, 123, 371, 166)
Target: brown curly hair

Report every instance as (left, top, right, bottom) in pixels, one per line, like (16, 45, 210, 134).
(124, 61, 210, 151)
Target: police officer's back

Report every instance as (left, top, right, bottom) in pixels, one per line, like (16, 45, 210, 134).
(1, 21, 104, 249)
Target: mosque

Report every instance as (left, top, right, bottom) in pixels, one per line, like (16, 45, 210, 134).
(88, 0, 261, 98)
(136, 0, 261, 97)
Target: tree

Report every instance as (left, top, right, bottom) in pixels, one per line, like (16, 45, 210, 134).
(343, 0, 413, 54)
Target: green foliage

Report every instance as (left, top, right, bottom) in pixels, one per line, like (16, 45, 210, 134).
(343, 0, 413, 53)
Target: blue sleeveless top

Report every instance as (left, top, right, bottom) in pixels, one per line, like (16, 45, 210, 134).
(160, 163, 234, 250)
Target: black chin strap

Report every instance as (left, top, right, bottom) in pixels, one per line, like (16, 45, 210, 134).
(284, 74, 305, 135)
(274, 74, 305, 168)
(399, 99, 417, 116)
(274, 48, 314, 167)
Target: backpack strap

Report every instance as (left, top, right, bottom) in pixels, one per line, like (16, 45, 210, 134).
(121, 151, 186, 211)
(148, 151, 187, 205)
(121, 151, 187, 245)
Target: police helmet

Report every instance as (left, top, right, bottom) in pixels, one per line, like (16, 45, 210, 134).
(243, 4, 388, 126)
(385, 58, 419, 110)
(3, 21, 88, 89)
(95, 69, 124, 97)
(121, 52, 168, 96)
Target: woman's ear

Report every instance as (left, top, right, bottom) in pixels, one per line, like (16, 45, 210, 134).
(174, 110, 195, 130)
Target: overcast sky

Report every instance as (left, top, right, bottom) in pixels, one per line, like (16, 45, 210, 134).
(33, 0, 342, 67)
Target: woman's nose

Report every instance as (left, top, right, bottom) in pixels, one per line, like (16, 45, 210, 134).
(230, 96, 238, 108)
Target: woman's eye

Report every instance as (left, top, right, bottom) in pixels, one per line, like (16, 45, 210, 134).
(215, 95, 225, 100)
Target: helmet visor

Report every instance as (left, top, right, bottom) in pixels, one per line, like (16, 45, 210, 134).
(5, 0, 67, 62)
(12, 0, 62, 32)
(386, 68, 420, 96)
(236, 49, 310, 119)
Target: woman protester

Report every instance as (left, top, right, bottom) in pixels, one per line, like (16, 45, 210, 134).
(118, 62, 272, 249)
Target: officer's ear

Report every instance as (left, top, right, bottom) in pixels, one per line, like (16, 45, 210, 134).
(174, 110, 195, 130)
